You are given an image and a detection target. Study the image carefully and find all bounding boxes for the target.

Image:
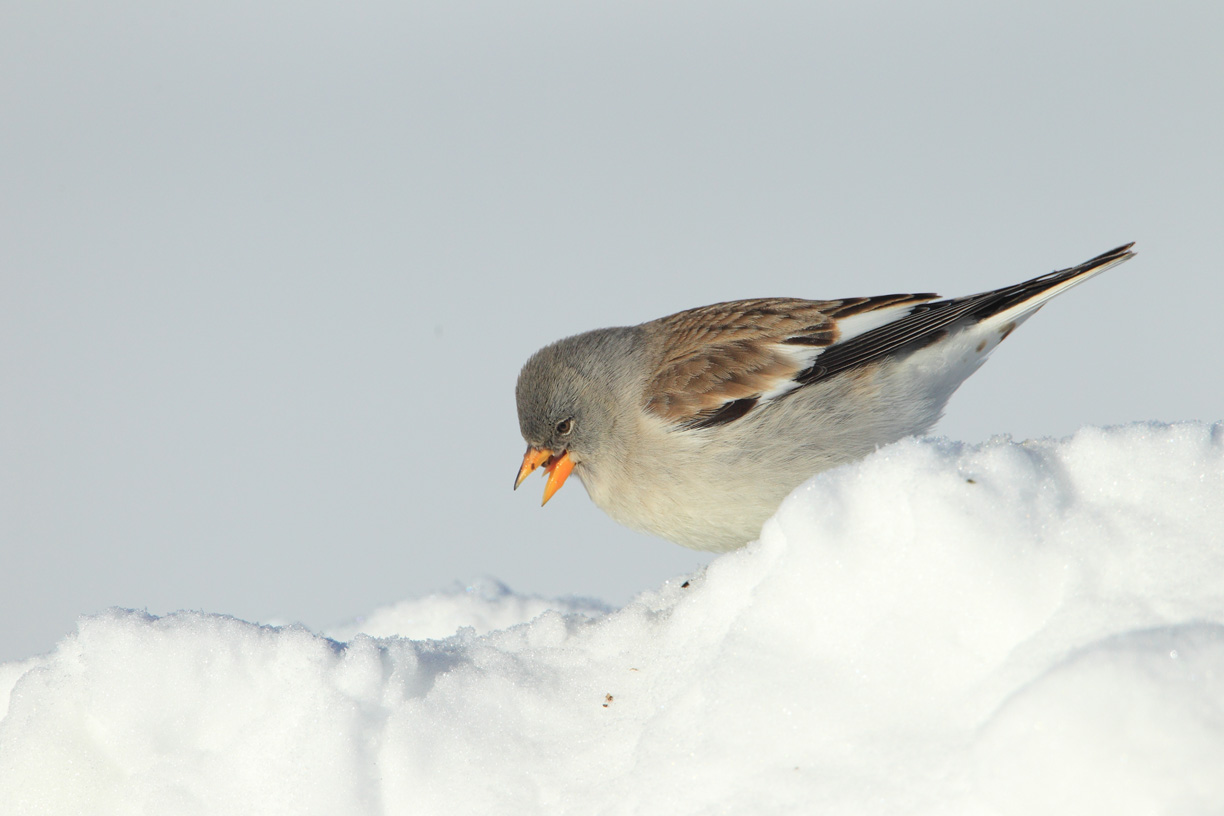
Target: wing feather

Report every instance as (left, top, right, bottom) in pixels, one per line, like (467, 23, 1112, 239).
(642, 295, 934, 425)
(639, 243, 1134, 429)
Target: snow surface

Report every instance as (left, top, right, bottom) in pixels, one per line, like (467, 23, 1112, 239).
(2, 422, 1223, 815)
(323, 578, 612, 642)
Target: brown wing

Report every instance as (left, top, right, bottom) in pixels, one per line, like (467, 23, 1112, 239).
(641, 243, 1136, 430)
(642, 294, 934, 428)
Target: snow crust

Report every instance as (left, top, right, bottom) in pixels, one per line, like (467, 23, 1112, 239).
(2, 422, 1223, 815)
(322, 577, 612, 643)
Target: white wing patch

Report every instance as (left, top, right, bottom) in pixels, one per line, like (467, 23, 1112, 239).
(757, 299, 932, 401)
(757, 344, 821, 402)
(833, 300, 933, 343)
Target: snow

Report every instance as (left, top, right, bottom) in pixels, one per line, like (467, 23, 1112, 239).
(2, 421, 1223, 815)
(323, 577, 612, 642)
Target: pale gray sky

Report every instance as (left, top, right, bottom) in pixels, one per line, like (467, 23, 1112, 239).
(3, 1, 1221, 662)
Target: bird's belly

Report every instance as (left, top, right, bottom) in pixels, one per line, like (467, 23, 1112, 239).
(577, 450, 802, 552)
(575, 352, 983, 551)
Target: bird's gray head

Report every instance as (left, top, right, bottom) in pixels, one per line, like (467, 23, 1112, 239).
(513, 326, 643, 503)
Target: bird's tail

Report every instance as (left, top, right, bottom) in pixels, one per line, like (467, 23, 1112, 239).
(965, 242, 1136, 330)
(799, 243, 1136, 385)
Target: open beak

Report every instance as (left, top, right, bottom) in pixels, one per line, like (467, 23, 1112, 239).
(514, 446, 575, 506)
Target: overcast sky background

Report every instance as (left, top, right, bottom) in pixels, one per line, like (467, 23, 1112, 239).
(2, 1, 1221, 662)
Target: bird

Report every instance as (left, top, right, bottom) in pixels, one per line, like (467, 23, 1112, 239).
(514, 243, 1135, 552)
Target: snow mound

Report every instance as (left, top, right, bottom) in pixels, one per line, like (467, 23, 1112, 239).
(2, 422, 1223, 815)
(324, 577, 612, 642)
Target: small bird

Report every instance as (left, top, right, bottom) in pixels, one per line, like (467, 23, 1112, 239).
(514, 244, 1134, 552)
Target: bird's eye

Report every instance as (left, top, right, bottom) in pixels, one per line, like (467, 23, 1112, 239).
(555, 417, 574, 436)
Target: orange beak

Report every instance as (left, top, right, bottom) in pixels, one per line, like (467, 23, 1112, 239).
(514, 446, 575, 506)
